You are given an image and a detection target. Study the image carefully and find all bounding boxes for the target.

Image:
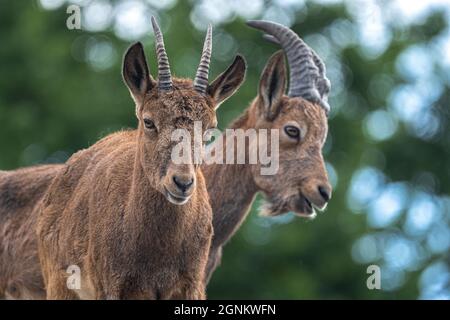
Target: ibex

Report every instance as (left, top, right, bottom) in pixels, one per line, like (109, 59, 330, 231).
(6, 17, 246, 300)
(202, 20, 332, 280)
(0, 20, 331, 298)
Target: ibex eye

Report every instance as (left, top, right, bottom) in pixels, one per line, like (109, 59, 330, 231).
(203, 128, 216, 142)
(143, 118, 156, 130)
(284, 125, 300, 139)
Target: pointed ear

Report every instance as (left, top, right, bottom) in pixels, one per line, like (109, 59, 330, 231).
(258, 50, 287, 120)
(207, 55, 247, 109)
(122, 42, 155, 105)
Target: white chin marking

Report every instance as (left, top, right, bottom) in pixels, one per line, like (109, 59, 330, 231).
(258, 199, 281, 216)
(313, 202, 327, 212)
(297, 209, 317, 219)
(166, 193, 190, 205)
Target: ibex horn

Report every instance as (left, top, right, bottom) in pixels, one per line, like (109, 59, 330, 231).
(194, 24, 213, 94)
(247, 20, 331, 114)
(151, 16, 173, 91)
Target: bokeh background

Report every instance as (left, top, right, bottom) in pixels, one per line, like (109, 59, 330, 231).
(0, 0, 449, 299)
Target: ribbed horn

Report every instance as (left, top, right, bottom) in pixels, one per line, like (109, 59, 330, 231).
(309, 47, 331, 111)
(151, 16, 172, 91)
(248, 20, 331, 113)
(262, 33, 331, 112)
(194, 24, 212, 94)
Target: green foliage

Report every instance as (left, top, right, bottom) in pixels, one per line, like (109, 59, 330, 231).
(0, 0, 448, 299)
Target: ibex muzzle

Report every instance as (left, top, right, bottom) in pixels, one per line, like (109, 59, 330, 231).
(164, 164, 196, 205)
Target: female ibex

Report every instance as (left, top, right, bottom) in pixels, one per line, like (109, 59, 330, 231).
(34, 17, 246, 299)
(0, 20, 331, 298)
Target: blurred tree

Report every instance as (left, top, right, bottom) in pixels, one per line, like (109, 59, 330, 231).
(0, 0, 448, 299)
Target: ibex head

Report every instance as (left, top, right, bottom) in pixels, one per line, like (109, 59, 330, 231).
(247, 20, 332, 218)
(123, 17, 246, 205)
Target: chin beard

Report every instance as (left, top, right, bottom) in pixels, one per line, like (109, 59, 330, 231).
(258, 192, 293, 217)
(258, 193, 317, 219)
(259, 197, 285, 217)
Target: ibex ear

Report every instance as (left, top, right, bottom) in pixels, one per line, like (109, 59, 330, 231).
(258, 50, 286, 120)
(208, 55, 247, 109)
(122, 42, 155, 105)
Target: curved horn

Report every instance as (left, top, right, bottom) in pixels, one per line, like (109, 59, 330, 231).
(151, 16, 172, 91)
(194, 24, 213, 94)
(309, 47, 331, 110)
(248, 20, 331, 113)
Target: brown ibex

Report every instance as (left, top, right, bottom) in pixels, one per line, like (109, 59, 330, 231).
(7, 17, 246, 300)
(0, 21, 331, 298)
(203, 20, 332, 280)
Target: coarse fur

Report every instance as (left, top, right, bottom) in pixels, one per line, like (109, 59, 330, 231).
(0, 165, 60, 299)
(0, 39, 246, 299)
(36, 129, 213, 300)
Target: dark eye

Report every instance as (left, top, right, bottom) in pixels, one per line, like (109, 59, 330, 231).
(204, 128, 216, 142)
(143, 118, 156, 130)
(284, 125, 300, 139)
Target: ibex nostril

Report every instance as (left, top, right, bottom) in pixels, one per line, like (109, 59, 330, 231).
(173, 176, 194, 192)
(318, 185, 331, 202)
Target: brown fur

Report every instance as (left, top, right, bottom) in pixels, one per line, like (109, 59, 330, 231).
(0, 165, 62, 299)
(36, 129, 213, 299)
(202, 52, 331, 280)
(0, 51, 329, 298)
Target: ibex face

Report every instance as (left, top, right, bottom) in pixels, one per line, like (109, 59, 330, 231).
(248, 21, 333, 218)
(251, 85, 331, 218)
(123, 18, 246, 205)
(135, 82, 216, 205)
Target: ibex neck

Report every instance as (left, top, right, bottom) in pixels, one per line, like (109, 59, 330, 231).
(125, 142, 186, 243)
(202, 108, 259, 250)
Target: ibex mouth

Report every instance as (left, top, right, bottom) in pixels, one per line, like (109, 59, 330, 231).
(304, 197, 313, 212)
(306, 195, 328, 212)
(259, 193, 317, 219)
(296, 196, 316, 218)
(164, 187, 190, 205)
